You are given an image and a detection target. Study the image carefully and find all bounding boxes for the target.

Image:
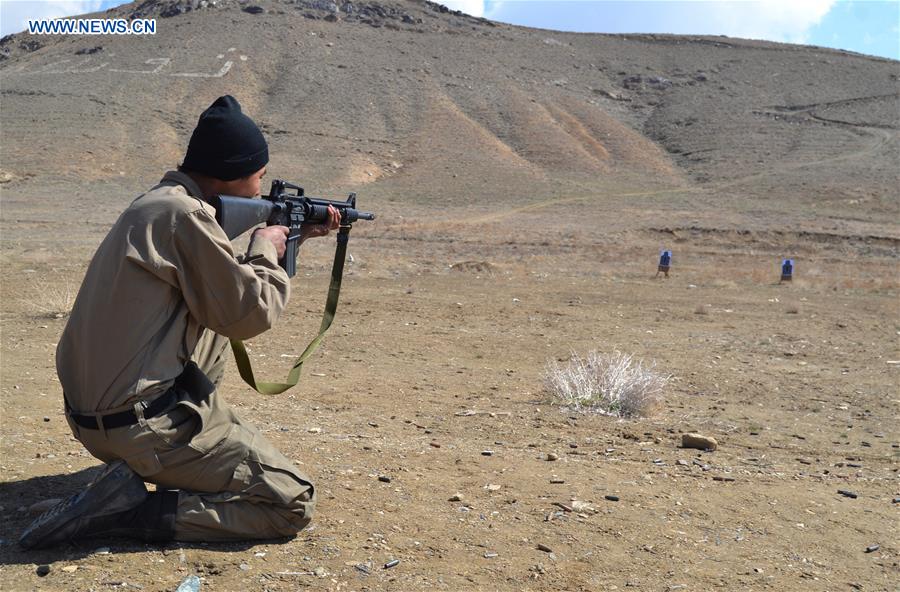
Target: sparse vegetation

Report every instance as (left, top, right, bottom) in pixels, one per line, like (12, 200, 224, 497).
(543, 350, 670, 417)
(23, 279, 75, 319)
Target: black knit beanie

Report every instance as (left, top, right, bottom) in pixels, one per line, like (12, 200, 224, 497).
(181, 95, 268, 181)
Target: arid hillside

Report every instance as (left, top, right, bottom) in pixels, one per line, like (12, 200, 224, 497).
(1, 0, 898, 222)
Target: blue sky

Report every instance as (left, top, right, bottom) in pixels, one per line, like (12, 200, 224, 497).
(1, 0, 897, 60)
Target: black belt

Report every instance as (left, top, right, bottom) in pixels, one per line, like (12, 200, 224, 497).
(66, 388, 179, 430)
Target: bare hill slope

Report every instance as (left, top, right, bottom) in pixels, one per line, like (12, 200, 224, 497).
(1, 0, 898, 220)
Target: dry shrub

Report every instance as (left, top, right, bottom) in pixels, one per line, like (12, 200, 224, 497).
(23, 279, 75, 319)
(543, 350, 670, 418)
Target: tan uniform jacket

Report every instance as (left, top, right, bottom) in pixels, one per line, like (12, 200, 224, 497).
(57, 171, 289, 412)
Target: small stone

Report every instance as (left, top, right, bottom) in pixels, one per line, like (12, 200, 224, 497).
(94, 547, 111, 554)
(239, 563, 250, 571)
(604, 495, 620, 502)
(837, 489, 858, 499)
(383, 559, 400, 569)
(174, 575, 200, 592)
(307, 427, 321, 434)
(536, 543, 553, 553)
(61, 565, 78, 573)
(571, 500, 593, 512)
(549, 478, 565, 484)
(485, 483, 501, 491)
(546, 453, 559, 461)
(313, 566, 327, 577)
(29, 498, 63, 515)
(481, 450, 494, 456)
(378, 475, 391, 483)
(676, 460, 690, 466)
(448, 493, 464, 502)
(36, 565, 50, 577)
(682, 433, 718, 451)
(865, 545, 879, 553)
(893, 497, 900, 504)
(429, 442, 441, 448)
(43, 417, 50, 422)
(483, 552, 498, 558)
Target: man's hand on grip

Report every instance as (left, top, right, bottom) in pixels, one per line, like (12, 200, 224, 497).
(253, 225, 290, 259)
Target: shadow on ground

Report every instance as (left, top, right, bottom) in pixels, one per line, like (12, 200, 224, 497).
(0, 467, 276, 566)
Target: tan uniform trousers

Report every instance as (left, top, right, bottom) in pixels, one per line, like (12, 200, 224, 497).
(66, 331, 315, 542)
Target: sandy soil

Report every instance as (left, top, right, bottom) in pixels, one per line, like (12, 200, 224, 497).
(0, 1, 898, 590)
(1, 187, 898, 591)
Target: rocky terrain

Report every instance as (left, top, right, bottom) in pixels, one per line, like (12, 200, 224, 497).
(0, 1, 898, 590)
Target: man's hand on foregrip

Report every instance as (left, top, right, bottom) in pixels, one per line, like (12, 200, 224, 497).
(299, 205, 341, 245)
(252, 225, 290, 259)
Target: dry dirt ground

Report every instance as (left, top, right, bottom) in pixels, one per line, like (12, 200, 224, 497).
(1, 183, 898, 591)
(0, 1, 898, 590)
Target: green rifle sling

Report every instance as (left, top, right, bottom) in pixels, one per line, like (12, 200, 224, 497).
(229, 225, 350, 395)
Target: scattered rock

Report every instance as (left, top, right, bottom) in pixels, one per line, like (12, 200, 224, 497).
(865, 545, 879, 553)
(313, 566, 328, 577)
(485, 483, 501, 491)
(174, 575, 200, 592)
(449, 260, 496, 274)
(36, 565, 50, 577)
(837, 489, 858, 499)
(383, 559, 400, 569)
(604, 495, 620, 502)
(448, 493, 464, 502)
(536, 543, 553, 553)
(242, 5, 264, 14)
(481, 450, 493, 456)
(682, 433, 718, 451)
(378, 475, 391, 483)
(483, 552, 498, 558)
(29, 498, 62, 515)
(571, 500, 594, 513)
(546, 453, 559, 461)
(61, 565, 78, 573)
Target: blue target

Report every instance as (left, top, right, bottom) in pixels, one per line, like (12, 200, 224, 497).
(781, 258, 794, 278)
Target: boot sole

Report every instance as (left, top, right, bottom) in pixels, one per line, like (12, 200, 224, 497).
(19, 460, 147, 549)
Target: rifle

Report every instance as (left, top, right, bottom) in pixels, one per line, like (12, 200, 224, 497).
(212, 179, 375, 277)
(211, 179, 376, 395)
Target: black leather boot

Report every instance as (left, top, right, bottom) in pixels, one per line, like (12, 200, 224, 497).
(19, 460, 176, 548)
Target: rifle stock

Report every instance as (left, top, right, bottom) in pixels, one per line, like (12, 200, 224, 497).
(211, 194, 276, 240)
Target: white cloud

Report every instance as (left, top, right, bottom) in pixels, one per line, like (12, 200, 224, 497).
(440, 0, 485, 18)
(703, 0, 837, 44)
(1, 1, 106, 37)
